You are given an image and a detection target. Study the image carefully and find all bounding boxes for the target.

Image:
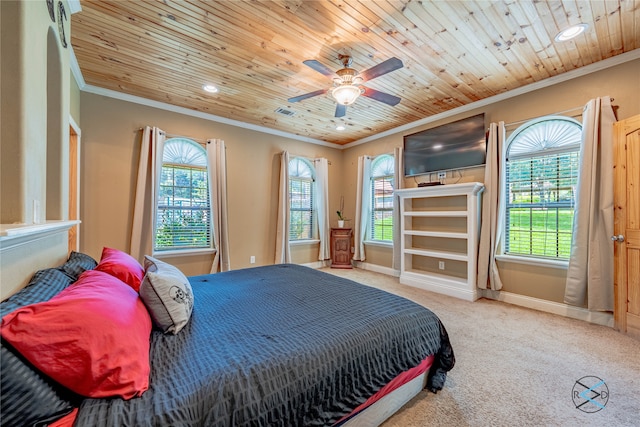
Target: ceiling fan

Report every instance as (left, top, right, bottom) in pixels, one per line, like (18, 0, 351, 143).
(288, 54, 404, 118)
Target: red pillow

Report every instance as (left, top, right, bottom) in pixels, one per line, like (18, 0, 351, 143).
(95, 247, 145, 291)
(0, 270, 152, 399)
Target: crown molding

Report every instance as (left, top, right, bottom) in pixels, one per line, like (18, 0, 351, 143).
(69, 45, 86, 90)
(67, 0, 82, 15)
(67, 0, 82, 14)
(81, 85, 339, 148)
(67, 0, 84, 88)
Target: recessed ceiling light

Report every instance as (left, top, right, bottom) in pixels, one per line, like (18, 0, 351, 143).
(555, 23, 588, 42)
(336, 125, 346, 131)
(203, 84, 219, 93)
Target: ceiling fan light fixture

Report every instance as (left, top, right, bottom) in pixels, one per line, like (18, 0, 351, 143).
(290, 55, 403, 115)
(331, 84, 363, 106)
(554, 23, 588, 42)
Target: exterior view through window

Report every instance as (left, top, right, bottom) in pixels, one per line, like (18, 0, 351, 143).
(155, 138, 212, 251)
(370, 154, 394, 242)
(504, 117, 582, 259)
(289, 157, 315, 240)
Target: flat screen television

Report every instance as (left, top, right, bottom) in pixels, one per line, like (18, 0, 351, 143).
(403, 113, 486, 177)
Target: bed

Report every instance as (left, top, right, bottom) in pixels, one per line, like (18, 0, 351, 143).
(1, 252, 454, 426)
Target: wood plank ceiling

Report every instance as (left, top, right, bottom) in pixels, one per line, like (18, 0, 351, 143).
(71, 0, 640, 145)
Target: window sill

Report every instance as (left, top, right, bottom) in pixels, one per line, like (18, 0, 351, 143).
(495, 254, 568, 270)
(152, 248, 216, 258)
(364, 240, 393, 248)
(290, 239, 319, 246)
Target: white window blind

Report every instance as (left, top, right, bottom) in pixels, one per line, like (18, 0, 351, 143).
(289, 157, 315, 240)
(504, 117, 581, 259)
(370, 155, 394, 242)
(155, 138, 212, 251)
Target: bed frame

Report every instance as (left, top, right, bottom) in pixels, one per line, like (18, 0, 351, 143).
(344, 370, 428, 426)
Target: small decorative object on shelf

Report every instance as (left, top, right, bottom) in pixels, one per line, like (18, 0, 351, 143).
(336, 212, 345, 228)
(57, 1, 68, 48)
(336, 195, 349, 228)
(46, 0, 55, 22)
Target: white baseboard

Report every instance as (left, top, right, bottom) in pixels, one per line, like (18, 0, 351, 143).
(481, 289, 614, 327)
(320, 261, 612, 327)
(352, 261, 400, 277)
(301, 260, 330, 269)
(400, 273, 479, 302)
(341, 263, 613, 327)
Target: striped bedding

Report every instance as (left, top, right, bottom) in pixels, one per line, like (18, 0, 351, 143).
(74, 264, 454, 426)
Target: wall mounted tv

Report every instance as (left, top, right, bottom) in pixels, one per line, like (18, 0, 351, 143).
(403, 113, 487, 177)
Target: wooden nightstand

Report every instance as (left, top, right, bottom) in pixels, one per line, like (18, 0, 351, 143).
(330, 228, 353, 269)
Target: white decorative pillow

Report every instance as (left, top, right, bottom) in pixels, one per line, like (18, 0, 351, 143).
(139, 256, 194, 334)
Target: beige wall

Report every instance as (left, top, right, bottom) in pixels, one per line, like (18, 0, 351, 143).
(0, 0, 72, 299)
(79, 93, 343, 275)
(79, 59, 638, 301)
(343, 58, 640, 303)
(70, 74, 81, 124)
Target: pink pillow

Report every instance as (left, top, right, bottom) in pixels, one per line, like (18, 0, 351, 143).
(0, 270, 152, 399)
(95, 247, 145, 291)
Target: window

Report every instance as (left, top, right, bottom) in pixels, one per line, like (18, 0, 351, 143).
(155, 138, 212, 252)
(289, 157, 315, 240)
(370, 154, 394, 242)
(504, 117, 582, 260)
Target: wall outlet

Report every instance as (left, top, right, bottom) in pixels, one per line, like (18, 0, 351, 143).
(438, 172, 446, 179)
(250, 256, 256, 264)
(438, 261, 445, 270)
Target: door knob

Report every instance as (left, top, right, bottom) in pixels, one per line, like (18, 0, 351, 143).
(611, 234, 625, 242)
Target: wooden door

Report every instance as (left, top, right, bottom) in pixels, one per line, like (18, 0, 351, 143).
(613, 114, 640, 339)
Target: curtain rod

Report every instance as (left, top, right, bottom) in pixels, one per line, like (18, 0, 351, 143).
(504, 106, 583, 128)
(504, 97, 615, 128)
(288, 153, 332, 165)
(135, 128, 208, 146)
(164, 132, 209, 145)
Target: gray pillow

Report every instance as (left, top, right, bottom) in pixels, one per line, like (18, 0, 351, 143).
(139, 256, 194, 334)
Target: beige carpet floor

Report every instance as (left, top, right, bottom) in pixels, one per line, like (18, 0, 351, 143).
(321, 267, 640, 427)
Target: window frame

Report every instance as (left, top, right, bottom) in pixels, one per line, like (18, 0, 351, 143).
(153, 138, 214, 256)
(499, 116, 582, 266)
(288, 157, 316, 241)
(367, 154, 394, 244)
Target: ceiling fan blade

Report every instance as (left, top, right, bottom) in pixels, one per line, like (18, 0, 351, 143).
(362, 87, 401, 106)
(288, 89, 326, 103)
(303, 59, 336, 77)
(335, 104, 347, 118)
(359, 57, 403, 81)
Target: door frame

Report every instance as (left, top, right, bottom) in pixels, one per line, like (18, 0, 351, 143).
(69, 115, 81, 253)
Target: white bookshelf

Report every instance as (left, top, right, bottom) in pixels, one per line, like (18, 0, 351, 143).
(396, 182, 484, 301)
